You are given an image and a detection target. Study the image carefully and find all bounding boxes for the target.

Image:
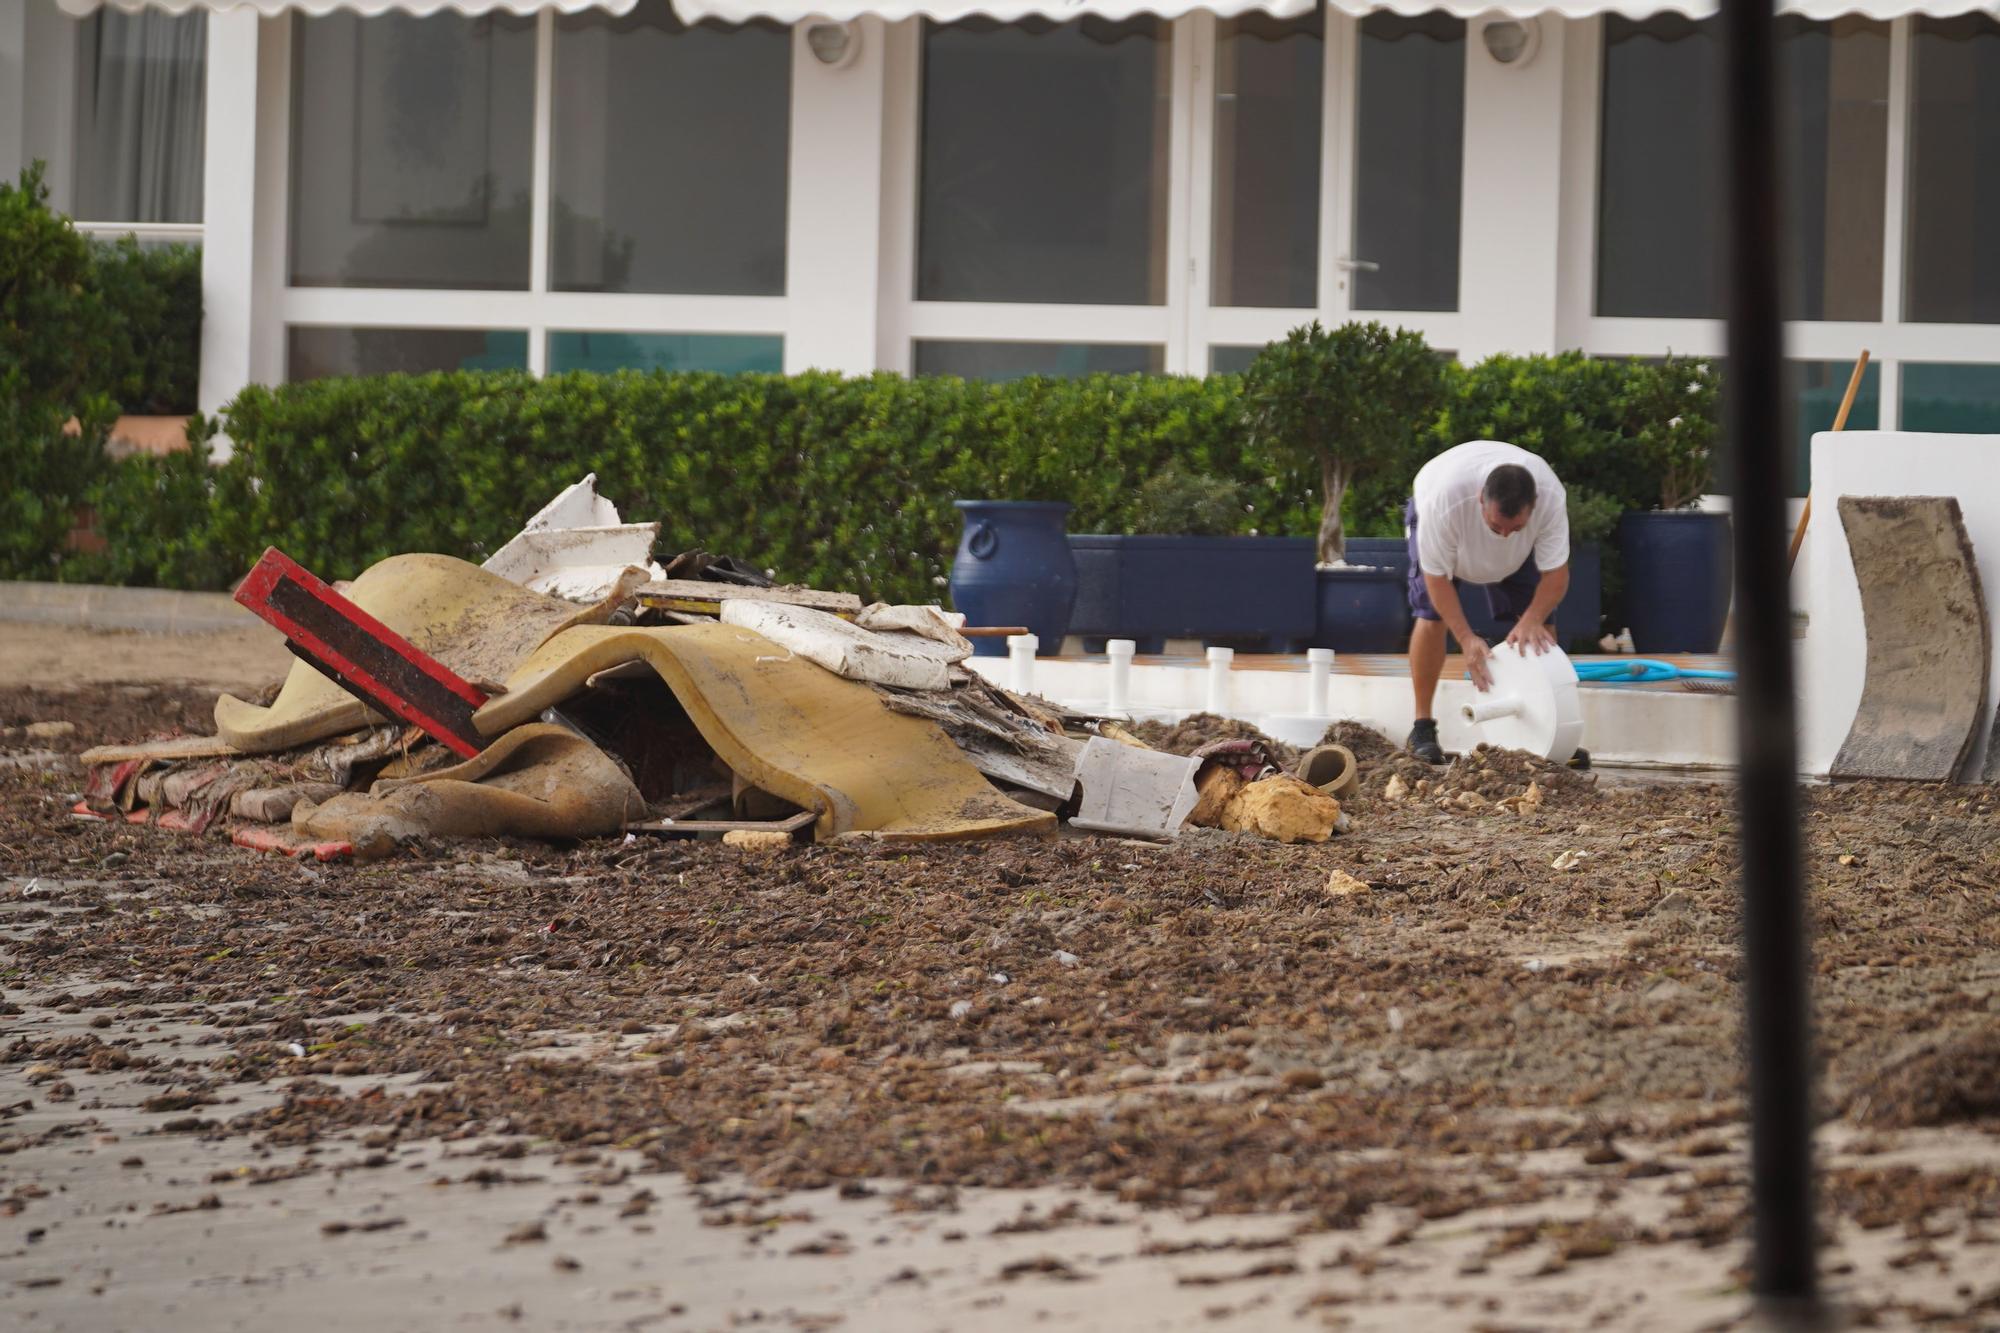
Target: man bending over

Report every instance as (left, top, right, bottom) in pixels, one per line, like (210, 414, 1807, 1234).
(1403, 440, 1569, 763)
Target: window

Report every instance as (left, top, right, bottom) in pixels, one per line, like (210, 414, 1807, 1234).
(1788, 360, 1880, 495)
(1212, 9, 1322, 309)
(289, 12, 536, 289)
(912, 341, 1164, 379)
(1210, 345, 1262, 374)
(1597, 16, 1888, 321)
(1351, 13, 1464, 313)
(288, 328, 529, 380)
(918, 17, 1170, 305)
(1905, 16, 2000, 324)
(551, 2, 789, 296)
(1903, 363, 2000, 432)
(547, 333, 784, 374)
(71, 9, 206, 224)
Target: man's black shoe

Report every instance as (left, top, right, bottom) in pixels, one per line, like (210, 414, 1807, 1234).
(1406, 719, 1446, 765)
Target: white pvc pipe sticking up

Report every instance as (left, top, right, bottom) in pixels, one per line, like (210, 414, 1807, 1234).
(1106, 638, 1135, 714)
(1205, 646, 1234, 715)
(1306, 647, 1334, 716)
(1007, 634, 1038, 695)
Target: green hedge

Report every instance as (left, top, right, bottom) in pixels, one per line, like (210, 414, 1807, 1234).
(59, 356, 1716, 607)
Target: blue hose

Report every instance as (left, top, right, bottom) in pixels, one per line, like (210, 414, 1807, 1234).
(1573, 658, 1737, 683)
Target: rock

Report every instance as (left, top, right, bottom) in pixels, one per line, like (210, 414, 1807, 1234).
(1218, 775, 1343, 844)
(1452, 789, 1488, 811)
(24, 721, 76, 741)
(1187, 764, 1245, 828)
(1647, 890, 1692, 917)
(1325, 869, 1370, 896)
(1383, 773, 1409, 802)
(723, 830, 792, 852)
(1551, 849, 1588, 871)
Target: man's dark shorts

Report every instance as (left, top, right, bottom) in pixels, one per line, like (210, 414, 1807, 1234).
(1403, 498, 1540, 625)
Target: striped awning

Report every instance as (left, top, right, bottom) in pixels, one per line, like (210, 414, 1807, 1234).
(54, 0, 1998, 23)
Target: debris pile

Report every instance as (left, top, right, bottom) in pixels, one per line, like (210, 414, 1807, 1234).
(77, 479, 1356, 860)
(1369, 742, 1596, 810)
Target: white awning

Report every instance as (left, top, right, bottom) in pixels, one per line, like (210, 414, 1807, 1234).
(55, 0, 2000, 23)
(57, 0, 639, 16)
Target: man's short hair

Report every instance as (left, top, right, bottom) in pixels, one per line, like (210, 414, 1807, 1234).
(1482, 464, 1537, 520)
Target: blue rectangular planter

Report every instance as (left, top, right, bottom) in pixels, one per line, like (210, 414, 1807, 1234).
(1333, 537, 1602, 651)
(1068, 535, 1317, 654)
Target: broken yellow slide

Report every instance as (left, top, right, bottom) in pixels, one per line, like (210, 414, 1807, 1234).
(476, 623, 1056, 843)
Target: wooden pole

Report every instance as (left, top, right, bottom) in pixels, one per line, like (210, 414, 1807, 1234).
(1785, 349, 1869, 571)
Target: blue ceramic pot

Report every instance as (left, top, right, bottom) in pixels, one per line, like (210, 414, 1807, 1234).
(1617, 510, 1732, 653)
(950, 501, 1078, 658)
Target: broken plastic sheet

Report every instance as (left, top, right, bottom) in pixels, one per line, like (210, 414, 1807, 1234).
(293, 723, 645, 859)
(718, 600, 966, 691)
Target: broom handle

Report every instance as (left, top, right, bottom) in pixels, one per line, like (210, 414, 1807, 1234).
(1786, 349, 1870, 571)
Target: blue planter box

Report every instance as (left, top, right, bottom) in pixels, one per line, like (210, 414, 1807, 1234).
(1315, 540, 1412, 652)
(1068, 534, 1316, 654)
(1333, 537, 1602, 651)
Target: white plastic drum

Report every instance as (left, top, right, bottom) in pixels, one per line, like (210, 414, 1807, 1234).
(1460, 644, 1584, 760)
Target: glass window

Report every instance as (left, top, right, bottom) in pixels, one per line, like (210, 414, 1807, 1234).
(912, 341, 1164, 380)
(1598, 16, 1888, 321)
(289, 12, 535, 289)
(71, 9, 207, 224)
(551, 2, 789, 296)
(1902, 363, 2000, 433)
(547, 332, 784, 374)
(288, 328, 529, 380)
(1210, 345, 1262, 374)
(918, 17, 1170, 306)
(1786, 359, 1879, 496)
(1212, 9, 1322, 309)
(1905, 16, 2000, 323)
(1352, 13, 1464, 313)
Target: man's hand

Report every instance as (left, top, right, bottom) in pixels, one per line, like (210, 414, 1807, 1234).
(1506, 617, 1557, 655)
(1463, 637, 1495, 691)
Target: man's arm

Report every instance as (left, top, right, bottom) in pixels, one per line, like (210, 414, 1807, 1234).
(1505, 564, 1570, 655)
(1422, 573, 1496, 690)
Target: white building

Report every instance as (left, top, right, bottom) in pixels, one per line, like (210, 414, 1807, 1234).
(3, 0, 1998, 478)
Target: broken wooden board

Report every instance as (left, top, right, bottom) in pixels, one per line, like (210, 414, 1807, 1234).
(235, 547, 491, 759)
(628, 809, 816, 840)
(81, 734, 242, 766)
(874, 678, 1083, 801)
(636, 579, 863, 618)
(1832, 496, 1992, 782)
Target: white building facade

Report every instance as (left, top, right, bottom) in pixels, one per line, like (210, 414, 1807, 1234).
(3, 0, 1999, 478)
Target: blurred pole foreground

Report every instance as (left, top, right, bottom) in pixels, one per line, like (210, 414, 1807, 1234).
(1721, 0, 1819, 1308)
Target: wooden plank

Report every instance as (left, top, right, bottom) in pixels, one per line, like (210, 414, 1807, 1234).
(82, 734, 242, 766)
(635, 579, 862, 615)
(627, 809, 816, 838)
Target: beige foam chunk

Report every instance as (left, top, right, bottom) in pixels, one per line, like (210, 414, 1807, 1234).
(1219, 774, 1342, 844)
(1325, 869, 1371, 896)
(1383, 773, 1410, 802)
(723, 830, 794, 852)
(1186, 764, 1245, 829)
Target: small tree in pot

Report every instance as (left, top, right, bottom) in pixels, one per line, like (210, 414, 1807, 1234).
(1239, 320, 1445, 566)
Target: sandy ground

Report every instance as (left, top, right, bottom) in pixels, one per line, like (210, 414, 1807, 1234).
(0, 635, 1997, 1331)
(0, 625, 292, 692)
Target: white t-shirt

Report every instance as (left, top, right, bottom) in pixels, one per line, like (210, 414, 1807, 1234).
(1410, 440, 1569, 585)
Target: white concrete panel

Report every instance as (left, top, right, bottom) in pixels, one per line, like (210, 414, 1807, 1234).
(784, 17, 887, 375)
(198, 8, 260, 428)
(1802, 430, 2000, 780)
(968, 654, 1737, 770)
(1457, 14, 1567, 361)
(0, 2, 25, 185)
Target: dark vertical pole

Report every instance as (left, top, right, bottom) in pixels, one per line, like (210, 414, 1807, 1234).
(1721, 0, 1818, 1308)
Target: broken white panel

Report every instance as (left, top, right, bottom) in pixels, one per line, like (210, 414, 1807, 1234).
(721, 600, 961, 691)
(1067, 736, 1201, 841)
(483, 472, 667, 601)
(853, 603, 973, 658)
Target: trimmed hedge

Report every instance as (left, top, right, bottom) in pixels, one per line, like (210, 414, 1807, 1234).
(65, 356, 1717, 608)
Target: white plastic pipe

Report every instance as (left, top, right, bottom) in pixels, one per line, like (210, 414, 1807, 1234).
(1205, 646, 1234, 715)
(1463, 695, 1523, 725)
(1106, 638, 1135, 714)
(1306, 647, 1334, 716)
(1007, 634, 1038, 695)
